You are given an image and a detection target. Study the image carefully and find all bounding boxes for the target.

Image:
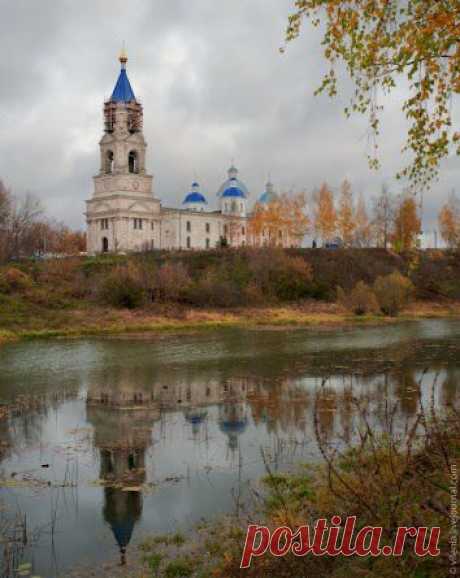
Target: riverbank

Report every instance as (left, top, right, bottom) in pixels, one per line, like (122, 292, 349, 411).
(2, 248, 460, 343)
(1, 299, 460, 344)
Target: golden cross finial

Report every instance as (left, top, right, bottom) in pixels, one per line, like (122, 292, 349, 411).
(119, 41, 128, 65)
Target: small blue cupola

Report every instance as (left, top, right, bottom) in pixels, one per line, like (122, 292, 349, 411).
(183, 182, 208, 211)
(221, 178, 246, 199)
(258, 180, 278, 204)
(217, 165, 249, 199)
(111, 51, 136, 103)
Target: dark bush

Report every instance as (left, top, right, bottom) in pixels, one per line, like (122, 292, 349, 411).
(184, 271, 242, 308)
(249, 249, 314, 301)
(98, 264, 145, 309)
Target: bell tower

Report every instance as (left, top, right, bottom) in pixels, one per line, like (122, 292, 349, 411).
(85, 52, 160, 255)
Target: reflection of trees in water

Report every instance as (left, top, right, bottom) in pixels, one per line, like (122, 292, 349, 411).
(1, 390, 79, 456)
(441, 367, 460, 408)
(85, 361, 458, 460)
(0, 419, 11, 462)
(392, 368, 419, 417)
(314, 387, 338, 440)
(247, 378, 310, 434)
(338, 382, 354, 444)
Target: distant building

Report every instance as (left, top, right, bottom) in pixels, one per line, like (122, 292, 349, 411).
(85, 53, 300, 254)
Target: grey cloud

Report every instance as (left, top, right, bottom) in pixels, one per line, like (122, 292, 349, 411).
(0, 0, 458, 231)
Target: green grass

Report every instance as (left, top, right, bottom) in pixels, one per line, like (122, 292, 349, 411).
(164, 558, 194, 578)
(144, 553, 163, 575)
(140, 532, 186, 549)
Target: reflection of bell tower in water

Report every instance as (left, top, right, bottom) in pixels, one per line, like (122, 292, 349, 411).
(86, 397, 159, 565)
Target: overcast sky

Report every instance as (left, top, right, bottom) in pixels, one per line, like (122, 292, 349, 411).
(0, 0, 458, 234)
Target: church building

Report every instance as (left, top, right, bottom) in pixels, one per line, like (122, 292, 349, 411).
(85, 53, 299, 254)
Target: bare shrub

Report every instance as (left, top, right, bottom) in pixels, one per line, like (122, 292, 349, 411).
(38, 258, 81, 284)
(242, 281, 264, 305)
(374, 270, 414, 316)
(154, 262, 191, 302)
(337, 281, 379, 315)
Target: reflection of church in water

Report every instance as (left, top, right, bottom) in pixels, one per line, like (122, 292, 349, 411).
(85, 372, 254, 563)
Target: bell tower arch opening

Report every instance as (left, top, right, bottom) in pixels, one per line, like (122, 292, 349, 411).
(106, 151, 114, 174)
(128, 150, 138, 174)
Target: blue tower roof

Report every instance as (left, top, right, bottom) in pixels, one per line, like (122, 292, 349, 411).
(183, 182, 207, 205)
(111, 54, 136, 103)
(183, 192, 207, 204)
(217, 165, 249, 198)
(222, 178, 246, 199)
(258, 181, 278, 204)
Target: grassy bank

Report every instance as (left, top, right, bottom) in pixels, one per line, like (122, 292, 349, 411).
(1, 299, 460, 344)
(1, 248, 460, 343)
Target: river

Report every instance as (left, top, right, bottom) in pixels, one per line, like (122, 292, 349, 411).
(0, 319, 459, 577)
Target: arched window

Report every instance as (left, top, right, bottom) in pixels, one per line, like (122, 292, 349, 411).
(106, 150, 114, 174)
(128, 150, 138, 174)
(231, 201, 237, 213)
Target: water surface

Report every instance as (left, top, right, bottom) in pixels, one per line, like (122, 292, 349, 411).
(0, 320, 459, 577)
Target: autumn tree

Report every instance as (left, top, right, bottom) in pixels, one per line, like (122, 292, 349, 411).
(0, 180, 11, 262)
(314, 182, 336, 244)
(372, 184, 395, 249)
(392, 194, 421, 251)
(0, 181, 85, 262)
(281, 191, 310, 243)
(285, 1, 460, 188)
(248, 192, 310, 247)
(5, 193, 43, 260)
(337, 179, 355, 246)
(0, 180, 11, 227)
(438, 191, 460, 248)
(354, 192, 372, 247)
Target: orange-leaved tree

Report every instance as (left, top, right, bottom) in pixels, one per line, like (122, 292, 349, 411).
(337, 179, 355, 246)
(354, 192, 372, 247)
(314, 182, 336, 244)
(438, 192, 460, 248)
(248, 192, 309, 247)
(392, 195, 421, 251)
